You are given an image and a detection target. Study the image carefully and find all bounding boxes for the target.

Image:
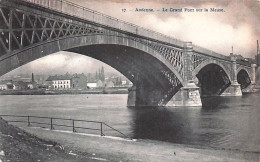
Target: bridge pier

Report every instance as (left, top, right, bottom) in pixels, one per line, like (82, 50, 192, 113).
(127, 86, 137, 107)
(127, 81, 202, 107)
(220, 82, 242, 96)
(241, 84, 257, 93)
(221, 55, 242, 96)
(167, 42, 202, 107)
(166, 81, 202, 107)
(250, 64, 257, 85)
(240, 64, 257, 93)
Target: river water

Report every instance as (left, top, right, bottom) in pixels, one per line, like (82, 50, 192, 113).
(0, 93, 259, 152)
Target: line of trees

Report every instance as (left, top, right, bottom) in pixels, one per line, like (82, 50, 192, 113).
(95, 66, 105, 81)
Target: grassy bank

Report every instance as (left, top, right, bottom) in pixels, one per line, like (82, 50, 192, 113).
(0, 117, 104, 161)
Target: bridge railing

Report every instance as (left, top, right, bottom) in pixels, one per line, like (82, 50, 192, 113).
(193, 44, 231, 61)
(236, 59, 252, 67)
(0, 114, 132, 139)
(21, 0, 184, 47)
(18, 0, 250, 62)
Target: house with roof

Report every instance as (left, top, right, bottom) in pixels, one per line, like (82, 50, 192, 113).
(46, 75, 71, 89)
(0, 80, 13, 90)
(46, 73, 88, 90)
(71, 73, 88, 89)
(13, 81, 29, 90)
(105, 81, 114, 88)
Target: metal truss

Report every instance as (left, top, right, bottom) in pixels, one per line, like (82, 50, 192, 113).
(0, 6, 103, 57)
(158, 69, 182, 106)
(191, 54, 208, 70)
(192, 52, 233, 77)
(137, 39, 184, 78)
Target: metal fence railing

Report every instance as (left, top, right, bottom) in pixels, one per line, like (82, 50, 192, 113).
(0, 114, 132, 139)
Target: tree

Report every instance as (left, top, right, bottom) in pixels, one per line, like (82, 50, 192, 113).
(101, 66, 105, 81)
(98, 68, 101, 81)
(95, 71, 98, 81)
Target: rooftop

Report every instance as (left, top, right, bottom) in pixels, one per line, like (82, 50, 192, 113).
(46, 75, 72, 81)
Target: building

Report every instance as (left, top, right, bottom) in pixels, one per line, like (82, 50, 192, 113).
(27, 73, 37, 89)
(0, 84, 8, 90)
(13, 81, 29, 90)
(46, 75, 71, 89)
(87, 83, 97, 88)
(96, 80, 104, 88)
(122, 80, 127, 85)
(105, 81, 114, 88)
(0, 80, 14, 90)
(0, 80, 13, 90)
(46, 73, 88, 90)
(71, 73, 88, 89)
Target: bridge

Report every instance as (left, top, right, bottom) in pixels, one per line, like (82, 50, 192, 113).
(0, 0, 257, 107)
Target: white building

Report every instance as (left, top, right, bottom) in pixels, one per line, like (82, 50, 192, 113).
(0, 80, 13, 90)
(46, 75, 71, 89)
(87, 83, 97, 88)
(122, 80, 127, 85)
(0, 84, 7, 90)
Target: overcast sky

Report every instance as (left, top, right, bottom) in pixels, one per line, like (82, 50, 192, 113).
(4, 0, 260, 76)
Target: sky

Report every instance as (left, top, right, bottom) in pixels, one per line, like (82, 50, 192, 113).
(3, 0, 260, 76)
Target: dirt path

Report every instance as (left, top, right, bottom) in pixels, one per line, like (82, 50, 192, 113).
(21, 127, 259, 162)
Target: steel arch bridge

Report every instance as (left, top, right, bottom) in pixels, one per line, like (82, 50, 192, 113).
(0, 0, 257, 107)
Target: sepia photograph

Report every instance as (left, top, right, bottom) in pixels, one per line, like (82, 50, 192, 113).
(0, 0, 259, 161)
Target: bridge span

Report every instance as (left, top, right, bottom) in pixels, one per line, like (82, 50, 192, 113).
(0, 0, 257, 107)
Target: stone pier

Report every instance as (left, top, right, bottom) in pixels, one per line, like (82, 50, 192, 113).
(127, 86, 136, 107)
(221, 54, 242, 96)
(221, 82, 242, 96)
(241, 64, 257, 93)
(166, 81, 202, 107)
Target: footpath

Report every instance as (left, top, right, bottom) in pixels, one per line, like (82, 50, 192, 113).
(21, 127, 259, 162)
(0, 117, 259, 162)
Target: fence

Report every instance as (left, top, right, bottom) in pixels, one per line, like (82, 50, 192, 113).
(0, 114, 131, 139)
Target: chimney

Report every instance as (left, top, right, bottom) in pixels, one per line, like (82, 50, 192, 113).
(257, 40, 259, 67)
(31, 73, 35, 83)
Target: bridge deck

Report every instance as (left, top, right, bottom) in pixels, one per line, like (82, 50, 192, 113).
(19, 0, 234, 62)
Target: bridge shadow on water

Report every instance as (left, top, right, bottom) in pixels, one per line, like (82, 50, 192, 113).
(127, 95, 248, 147)
(127, 105, 219, 146)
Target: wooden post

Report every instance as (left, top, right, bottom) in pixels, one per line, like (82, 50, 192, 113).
(100, 123, 103, 136)
(27, 116, 30, 126)
(51, 118, 53, 129)
(72, 120, 75, 132)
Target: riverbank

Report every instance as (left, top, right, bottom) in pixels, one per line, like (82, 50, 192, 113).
(1, 117, 259, 161)
(0, 117, 97, 161)
(0, 88, 128, 95)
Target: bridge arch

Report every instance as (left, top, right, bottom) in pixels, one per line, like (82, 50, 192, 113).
(236, 67, 251, 89)
(192, 59, 231, 81)
(192, 60, 231, 96)
(0, 34, 184, 106)
(0, 34, 184, 84)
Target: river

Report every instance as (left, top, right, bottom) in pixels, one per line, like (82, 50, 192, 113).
(0, 93, 259, 152)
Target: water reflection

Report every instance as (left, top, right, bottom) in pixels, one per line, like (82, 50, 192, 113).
(129, 107, 201, 144)
(128, 94, 260, 152)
